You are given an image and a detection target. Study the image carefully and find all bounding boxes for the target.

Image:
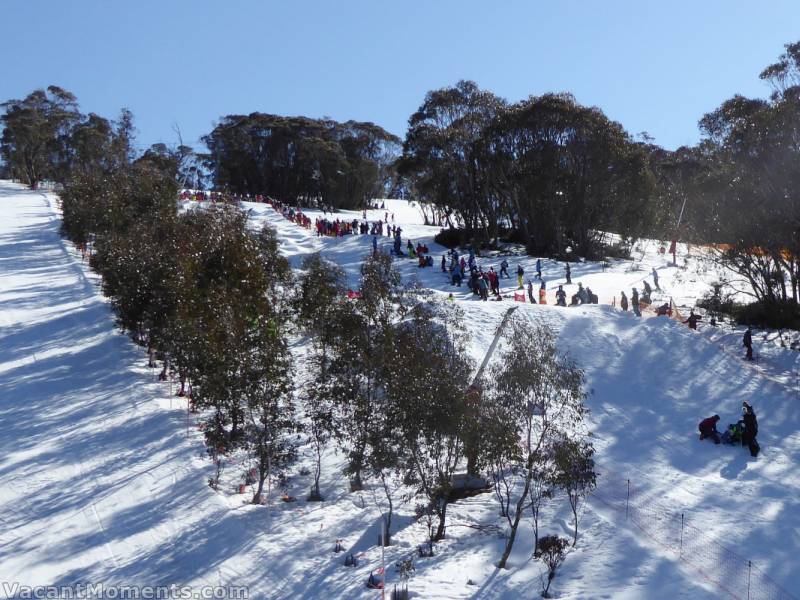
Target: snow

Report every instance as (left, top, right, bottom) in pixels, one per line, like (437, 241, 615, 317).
(1, 180, 799, 599)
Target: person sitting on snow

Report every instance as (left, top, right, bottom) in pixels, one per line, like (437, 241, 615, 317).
(407, 240, 416, 258)
(721, 421, 744, 445)
(451, 263, 463, 286)
(698, 414, 721, 444)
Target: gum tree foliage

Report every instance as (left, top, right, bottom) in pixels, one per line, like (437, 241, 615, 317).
(0, 86, 81, 188)
(295, 253, 347, 338)
(399, 82, 656, 255)
(534, 535, 570, 598)
(478, 93, 656, 256)
(297, 254, 348, 502)
(308, 251, 405, 491)
(1, 86, 136, 188)
(383, 301, 474, 542)
(483, 317, 590, 569)
(202, 114, 400, 208)
(663, 40, 800, 312)
(399, 80, 507, 236)
(550, 435, 596, 547)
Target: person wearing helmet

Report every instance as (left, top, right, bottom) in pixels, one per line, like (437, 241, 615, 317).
(698, 414, 721, 444)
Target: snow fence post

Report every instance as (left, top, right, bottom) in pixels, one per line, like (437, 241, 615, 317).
(625, 479, 630, 520)
(679, 513, 684, 557)
(747, 560, 752, 600)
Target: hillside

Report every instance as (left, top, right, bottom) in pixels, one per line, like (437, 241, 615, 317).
(1, 181, 798, 599)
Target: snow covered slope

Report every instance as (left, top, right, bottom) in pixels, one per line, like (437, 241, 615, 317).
(1, 182, 798, 599)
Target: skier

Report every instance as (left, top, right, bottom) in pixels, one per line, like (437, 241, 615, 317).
(652, 267, 660, 291)
(743, 327, 753, 361)
(620, 291, 629, 312)
(683, 310, 701, 330)
(500, 258, 510, 279)
(565, 262, 572, 284)
(527, 280, 536, 304)
(517, 264, 525, 289)
(741, 401, 759, 457)
(698, 414, 721, 444)
(555, 285, 567, 307)
(631, 288, 641, 317)
(535, 258, 542, 280)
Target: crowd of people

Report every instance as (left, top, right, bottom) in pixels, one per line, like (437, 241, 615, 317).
(260, 200, 760, 363)
(179, 189, 259, 203)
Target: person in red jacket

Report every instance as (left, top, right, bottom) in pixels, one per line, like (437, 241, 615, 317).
(698, 415, 721, 444)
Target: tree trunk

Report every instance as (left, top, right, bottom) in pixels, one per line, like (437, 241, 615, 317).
(571, 500, 578, 546)
(253, 476, 266, 505)
(433, 500, 448, 541)
(498, 504, 524, 568)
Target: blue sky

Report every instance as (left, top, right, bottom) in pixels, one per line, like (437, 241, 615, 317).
(2, 0, 798, 152)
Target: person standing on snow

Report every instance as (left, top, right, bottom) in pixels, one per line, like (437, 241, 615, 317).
(535, 258, 542, 280)
(741, 401, 759, 457)
(488, 268, 500, 297)
(743, 327, 753, 361)
(683, 310, 701, 330)
(631, 288, 641, 316)
(565, 262, 572, 284)
(500, 258, 510, 279)
(620, 291, 629, 311)
(441, 255, 447, 272)
(517, 264, 525, 289)
(478, 275, 489, 301)
(527, 280, 536, 304)
(451, 262, 463, 286)
(652, 267, 660, 291)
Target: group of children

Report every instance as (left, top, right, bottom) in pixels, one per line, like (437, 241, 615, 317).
(699, 401, 760, 457)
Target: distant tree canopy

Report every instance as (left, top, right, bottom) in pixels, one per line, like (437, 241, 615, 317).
(1, 86, 81, 187)
(202, 114, 400, 209)
(398, 81, 657, 257)
(655, 40, 800, 307)
(0, 86, 205, 191)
